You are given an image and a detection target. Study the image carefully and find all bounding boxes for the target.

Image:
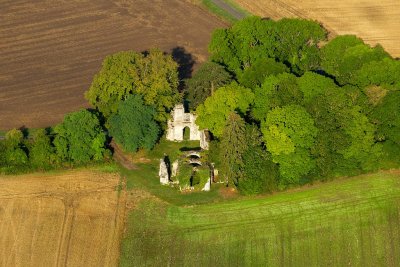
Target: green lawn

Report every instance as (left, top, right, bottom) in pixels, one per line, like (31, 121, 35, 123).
(120, 169, 400, 266)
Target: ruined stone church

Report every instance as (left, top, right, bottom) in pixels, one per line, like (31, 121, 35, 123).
(166, 104, 208, 150)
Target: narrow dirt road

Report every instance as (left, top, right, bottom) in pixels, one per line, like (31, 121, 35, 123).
(211, 0, 247, 19)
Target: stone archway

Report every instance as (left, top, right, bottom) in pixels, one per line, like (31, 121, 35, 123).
(183, 126, 190, 141)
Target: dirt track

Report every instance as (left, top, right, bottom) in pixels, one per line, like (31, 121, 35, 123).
(0, 0, 225, 130)
(235, 0, 400, 58)
(0, 170, 127, 266)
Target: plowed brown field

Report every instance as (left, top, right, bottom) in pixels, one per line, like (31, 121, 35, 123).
(0, 170, 127, 266)
(235, 0, 400, 57)
(0, 0, 225, 130)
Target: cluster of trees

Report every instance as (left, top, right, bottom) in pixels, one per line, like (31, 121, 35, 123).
(1, 49, 182, 173)
(185, 16, 400, 194)
(0, 110, 109, 173)
(2, 17, 399, 197)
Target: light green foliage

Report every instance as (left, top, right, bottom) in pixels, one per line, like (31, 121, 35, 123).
(356, 57, 400, 90)
(220, 113, 247, 186)
(252, 73, 303, 121)
(29, 129, 55, 169)
(321, 35, 389, 85)
(196, 82, 254, 138)
(298, 71, 337, 102)
(185, 62, 232, 110)
(85, 51, 139, 117)
(108, 95, 160, 153)
(262, 105, 317, 184)
(238, 58, 289, 89)
(4, 129, 28, 166)
(85, 49, 181, 123)
(54, 110, 107, 164)
(130, 49, 181, 123)
(340, 106, 381, 171)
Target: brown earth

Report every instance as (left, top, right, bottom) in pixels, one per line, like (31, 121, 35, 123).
(0, 0, 226, 130)
(234, 0, 400, 58)
(0, 169, 130, 266)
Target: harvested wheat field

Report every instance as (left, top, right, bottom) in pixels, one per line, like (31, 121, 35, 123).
(235, 0, 400, 58)
(0, 0, 225, 130)
(0, 169, 127, 266)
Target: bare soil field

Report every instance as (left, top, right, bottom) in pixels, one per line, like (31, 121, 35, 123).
(235, 0, 400, 58)
(0, 169, 128, 266)
(0, 0, 225, 130)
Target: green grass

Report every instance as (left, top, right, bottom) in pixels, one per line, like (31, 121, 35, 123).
(120, 171, 400, 266)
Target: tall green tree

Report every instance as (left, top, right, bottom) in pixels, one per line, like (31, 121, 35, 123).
(3, 129, 28, 166)
(220, 113, 247, 186)
(196, 82, 254, 138)
(108, 95, 160, 152)
(261, 105, 318, 185)
(185, 62, 232, 110)
(29, 129, 55, 169)
(240, 125, 279, 194)
(320, 35, 389, 85)
(238, 58, 289, 89)
(85, 49, 181, 123)
(252, 73, 303, 121)
(54, 110, 107, 164)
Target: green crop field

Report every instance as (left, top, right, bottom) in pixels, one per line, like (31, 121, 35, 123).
(120, 168, 400, 266)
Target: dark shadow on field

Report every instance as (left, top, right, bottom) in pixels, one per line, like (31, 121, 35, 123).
(171, 46, 195, 90)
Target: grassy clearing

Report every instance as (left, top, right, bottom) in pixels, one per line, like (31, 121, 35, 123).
(120, 139, 226, 205)
(120, 170, 400, 266)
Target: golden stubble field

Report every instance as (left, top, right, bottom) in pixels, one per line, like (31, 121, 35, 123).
(0, 0, 225, 130)
(0, 170, 129, 266)
(235, 0, 400, 58)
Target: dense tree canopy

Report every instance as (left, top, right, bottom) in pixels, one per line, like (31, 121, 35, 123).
(261, 105, 317, 184)
(185, 62, 232, 110)
(109, 95, 160, 152)
(196, 82, 254, 138)
(54, 110, 107, 164)
(320, 35, 389, 85)
(85, 49, 181, 123)
(209, 16, 327, 78)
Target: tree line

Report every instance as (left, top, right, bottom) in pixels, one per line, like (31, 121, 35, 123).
(1, 17, 399, 197)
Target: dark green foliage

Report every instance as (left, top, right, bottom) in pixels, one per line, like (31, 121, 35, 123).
(320, 35, 389, 85)
(238, 58, 289, 89)
(252, 73, 303, 121)
(29, 129, 55, 169)
(3, 129, 28, 167)
(85, 49, 181, 123)
(273, 18, 326, 74)
(220, 113, 247, 186)
(109, 95, 160, 153)
(185, 62, 232, 110)
(54, 110, 107, 164)
(209, 16, 326, 77)
(239, 125, 278, 195)
(371, 91, 400, 145)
